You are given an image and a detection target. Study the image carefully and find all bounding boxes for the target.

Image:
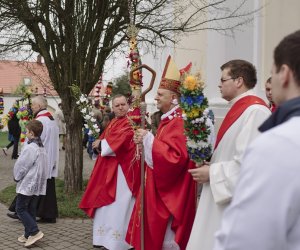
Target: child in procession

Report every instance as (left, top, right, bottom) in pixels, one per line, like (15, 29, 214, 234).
(13, 120, 48, 247)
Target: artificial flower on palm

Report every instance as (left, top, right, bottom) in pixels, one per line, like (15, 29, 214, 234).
(17, 93, 33, 143)
(0, 91, 3, 115)
(17, 104, 33, 142)
(1, 102, 19, 126)
(180, 72, 214, 164)
(70, 84, 101, 139)
(1, 92, 33, 142)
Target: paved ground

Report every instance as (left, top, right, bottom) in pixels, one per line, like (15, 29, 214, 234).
(0, 146, 97, 249)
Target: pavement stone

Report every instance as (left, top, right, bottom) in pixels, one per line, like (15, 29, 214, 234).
(0, 146, 97, 249)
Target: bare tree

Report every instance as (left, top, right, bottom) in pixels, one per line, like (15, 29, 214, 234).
(0, 0, 258, 193)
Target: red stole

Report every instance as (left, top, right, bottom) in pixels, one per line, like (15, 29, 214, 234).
(215, 95, 268, 150)
(36, 112, 54, 120)
(270, 103, 277, 112)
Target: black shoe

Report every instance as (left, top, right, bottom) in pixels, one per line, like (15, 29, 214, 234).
(37, 218, 56, 223)
(7, 212, 19, 220)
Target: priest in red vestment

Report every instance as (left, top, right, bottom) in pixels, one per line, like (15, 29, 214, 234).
(126, 56, 197, 250)
(79, 94, 141, 250)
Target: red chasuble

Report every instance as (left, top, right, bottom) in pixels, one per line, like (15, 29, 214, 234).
(126, 108, 197, 250)
(79, 116, 141, 218)
(214, 95, 268, 150)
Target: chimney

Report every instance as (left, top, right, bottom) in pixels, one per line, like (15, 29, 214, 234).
(37, 54, 42, 64)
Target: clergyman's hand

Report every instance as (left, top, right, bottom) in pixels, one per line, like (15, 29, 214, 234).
(188, 163, 210, 184)
(133, 129, 148, 144)
(92, 139, 101, 150)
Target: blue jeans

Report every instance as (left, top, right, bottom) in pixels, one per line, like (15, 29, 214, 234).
(87, 136, 98, 159)
(16, 194, 39, 238)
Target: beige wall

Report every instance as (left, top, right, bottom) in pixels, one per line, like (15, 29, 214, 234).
(172, 0, 300, 135)
(141, 0, 300, 129)
(261, 0, 300, 89)
(174, 32, 208, 78)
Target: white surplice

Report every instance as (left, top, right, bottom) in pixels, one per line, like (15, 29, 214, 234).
(187, 91, 271, 250)
(93, 139, 135, 250)
(36, 110, 59, 178)
(214, 117, 300, 250)
(14, 142, 48, 196)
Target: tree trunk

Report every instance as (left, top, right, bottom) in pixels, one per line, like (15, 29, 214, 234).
(64, 103, 83, 193)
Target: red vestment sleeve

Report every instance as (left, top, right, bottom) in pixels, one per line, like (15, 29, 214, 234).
(106, 118, 141, 197)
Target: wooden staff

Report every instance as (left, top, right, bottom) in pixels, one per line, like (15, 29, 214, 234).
(130, 64, 156, 250)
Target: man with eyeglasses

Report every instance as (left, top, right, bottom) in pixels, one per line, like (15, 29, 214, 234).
(187, 59, 271, 250)
(214, 29, 300, 250)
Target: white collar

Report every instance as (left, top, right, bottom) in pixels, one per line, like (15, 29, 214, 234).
(229, 89, 255, 105)
(161, 105, 180, 120)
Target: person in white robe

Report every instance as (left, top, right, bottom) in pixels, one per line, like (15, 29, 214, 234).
(187, 60, 271, 250)
(92, 140, 135, 249)
(214, 29, 300, 250)
(31, 96, 59, 223)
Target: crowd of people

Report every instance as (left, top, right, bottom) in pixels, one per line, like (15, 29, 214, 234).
(79, 30, 300, 250)
(3, 29, 300, 249)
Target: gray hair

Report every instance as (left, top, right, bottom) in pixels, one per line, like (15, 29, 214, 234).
(32, 95, 48, 109)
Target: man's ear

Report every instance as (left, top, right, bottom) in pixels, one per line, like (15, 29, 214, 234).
(170, 92, 178, 103)
(235, 76, 244, 89)
(279, 64, 290, 88)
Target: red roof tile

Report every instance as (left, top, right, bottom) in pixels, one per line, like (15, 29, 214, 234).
(0, 60, 58, 96)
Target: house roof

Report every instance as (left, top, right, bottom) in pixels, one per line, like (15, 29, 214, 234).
(0, 59, 58, 96)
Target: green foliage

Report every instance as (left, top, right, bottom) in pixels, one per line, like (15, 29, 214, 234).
(111, 73, 132, 98)
(55, 179, 88, 218)
(0, 179, 89, 218)
(0, 131, 8, 147)
(0, 185, 15, 205)
(13, 83, 30, 95)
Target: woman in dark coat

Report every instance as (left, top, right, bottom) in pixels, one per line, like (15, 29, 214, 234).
(8, 113, 21, 159)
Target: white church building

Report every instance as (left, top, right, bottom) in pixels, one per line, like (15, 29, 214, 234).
(129, 0, 300, 129)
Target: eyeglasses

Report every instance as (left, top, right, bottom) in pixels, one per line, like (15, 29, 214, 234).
(220, 77, 235, 83)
